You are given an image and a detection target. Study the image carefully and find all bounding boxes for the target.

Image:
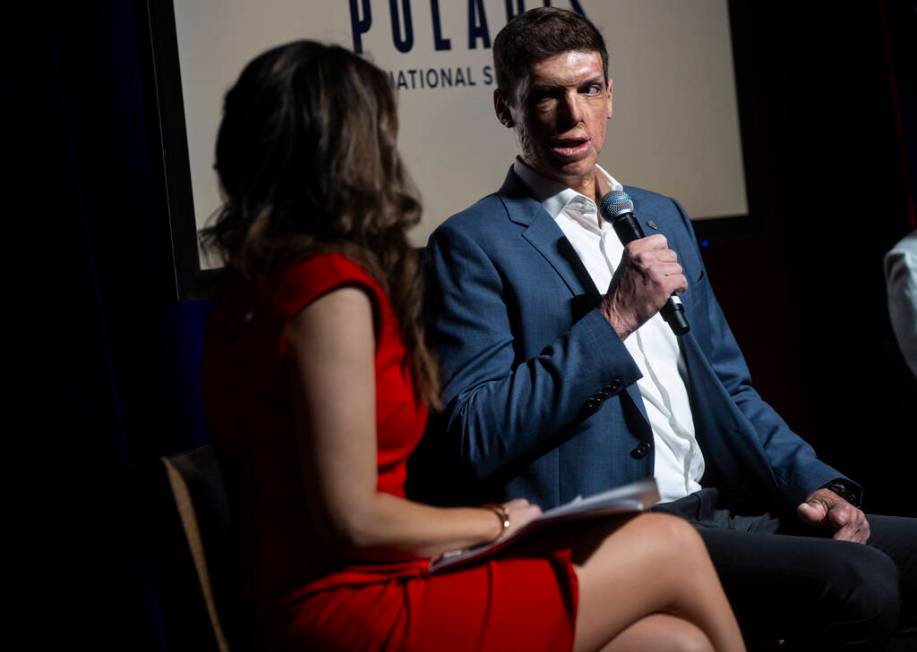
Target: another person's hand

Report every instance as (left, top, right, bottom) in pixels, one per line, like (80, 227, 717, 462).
(797, 488, 870, 543)
(602, 235, 687, 339)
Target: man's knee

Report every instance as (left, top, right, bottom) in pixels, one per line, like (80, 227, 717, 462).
(822, 544, 900, 643)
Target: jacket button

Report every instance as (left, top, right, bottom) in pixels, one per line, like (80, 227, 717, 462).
(585, 398, 599, 410)
(606, 379, 621, 392)
(631, 442, 652, 459)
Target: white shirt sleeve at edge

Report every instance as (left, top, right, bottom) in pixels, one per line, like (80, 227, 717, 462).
(885, 231, 917, 378)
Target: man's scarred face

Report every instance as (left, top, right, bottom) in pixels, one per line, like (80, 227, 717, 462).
(498, 50, 612, 198)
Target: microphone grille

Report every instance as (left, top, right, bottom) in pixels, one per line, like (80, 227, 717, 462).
(599, 191, 634, 219)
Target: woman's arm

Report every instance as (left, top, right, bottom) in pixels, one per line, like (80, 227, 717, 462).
(284, 286, 540, 561)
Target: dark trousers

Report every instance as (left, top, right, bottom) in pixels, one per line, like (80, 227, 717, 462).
(653, 489, 917, 651)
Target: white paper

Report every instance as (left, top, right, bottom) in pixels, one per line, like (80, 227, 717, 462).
(429, 478, 660, 572)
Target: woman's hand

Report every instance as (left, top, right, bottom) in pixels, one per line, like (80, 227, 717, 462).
(490, 498, 542, 541)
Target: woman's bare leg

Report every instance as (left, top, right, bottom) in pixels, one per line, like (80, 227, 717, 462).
(602, 614, 712, 652)
(572, 513, 745, 652)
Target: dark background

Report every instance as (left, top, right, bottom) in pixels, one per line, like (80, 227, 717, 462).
(7, 0, 915, 649)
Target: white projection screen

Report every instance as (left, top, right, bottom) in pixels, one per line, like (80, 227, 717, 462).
(146, 0, 751, 298)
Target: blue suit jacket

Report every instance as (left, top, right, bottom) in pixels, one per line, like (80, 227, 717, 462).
(419, 168, 853, 511)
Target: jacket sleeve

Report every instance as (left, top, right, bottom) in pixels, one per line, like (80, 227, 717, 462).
(671, 200, 860, 507)
(424, 222, 643, 481)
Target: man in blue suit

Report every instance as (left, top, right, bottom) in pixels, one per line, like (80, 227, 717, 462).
(419, 7, 915, 650)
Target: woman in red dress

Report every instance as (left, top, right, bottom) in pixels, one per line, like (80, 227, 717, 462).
(201, 40, 746, 652)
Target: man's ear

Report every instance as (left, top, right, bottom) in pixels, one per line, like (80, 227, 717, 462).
(493, 88, 514, 128)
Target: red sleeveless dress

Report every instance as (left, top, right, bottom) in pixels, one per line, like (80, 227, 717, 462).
(201, 253, 578, 651)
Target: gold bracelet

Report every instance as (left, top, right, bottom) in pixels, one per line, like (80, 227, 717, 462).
(482, 503, 510, 539)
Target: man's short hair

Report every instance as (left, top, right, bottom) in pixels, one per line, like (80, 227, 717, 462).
(493, 7, 609, 105)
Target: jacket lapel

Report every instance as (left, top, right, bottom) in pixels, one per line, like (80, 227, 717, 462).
(626, 191, 696, 303)
(498, 168, 593, 297)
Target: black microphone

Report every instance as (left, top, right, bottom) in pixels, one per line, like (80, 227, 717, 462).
(599, 190, 690, 335)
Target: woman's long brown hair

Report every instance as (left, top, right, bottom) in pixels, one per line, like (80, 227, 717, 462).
(202, 40, 439, 407)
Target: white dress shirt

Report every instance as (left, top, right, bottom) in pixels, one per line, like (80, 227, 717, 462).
(513, 159, 704, 502)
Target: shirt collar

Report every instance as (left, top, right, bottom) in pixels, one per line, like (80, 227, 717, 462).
(512, 158, 624, 233)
